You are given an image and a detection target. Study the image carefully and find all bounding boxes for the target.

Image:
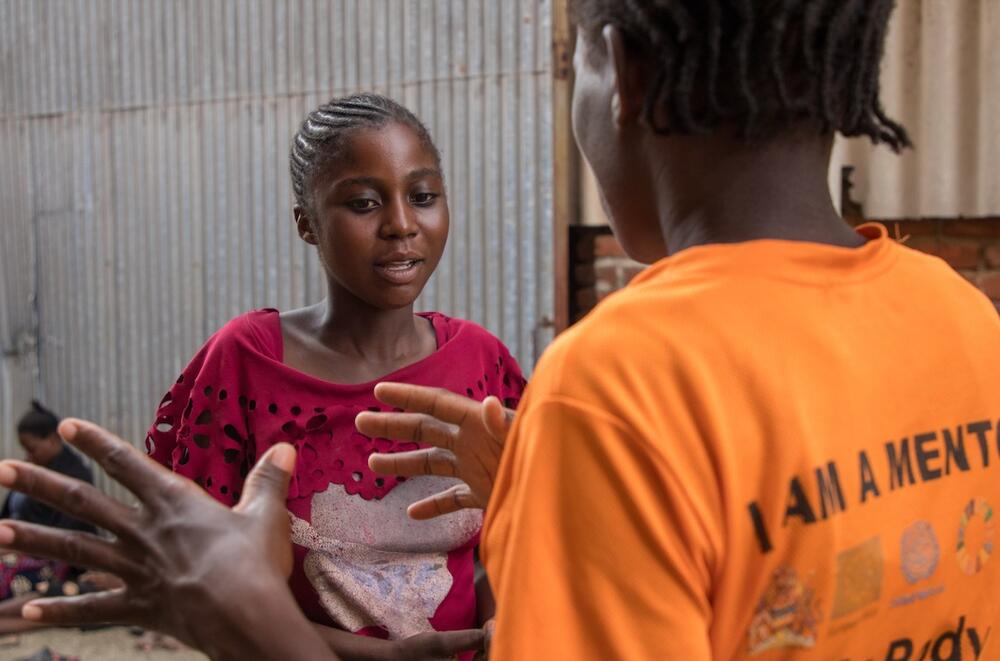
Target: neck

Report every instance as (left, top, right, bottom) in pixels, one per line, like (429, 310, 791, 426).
(315, 283, 425, 362)
(649, 128, 863, 255)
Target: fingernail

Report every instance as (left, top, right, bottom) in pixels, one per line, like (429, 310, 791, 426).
(0, 524, 13, 545)
(21, 603, 42, 621)
(0, 463, 15, 487)
(59, 419, 78, 441)
(267, 443, 296, 473)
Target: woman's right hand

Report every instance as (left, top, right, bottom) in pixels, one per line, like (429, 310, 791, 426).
(355, 384, 515, 520)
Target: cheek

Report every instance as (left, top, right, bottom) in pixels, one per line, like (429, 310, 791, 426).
(420, 209, 449, 257)
(314, 220, 374, 284)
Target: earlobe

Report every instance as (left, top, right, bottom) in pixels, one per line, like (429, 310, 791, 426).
(293, 206, 319, 245)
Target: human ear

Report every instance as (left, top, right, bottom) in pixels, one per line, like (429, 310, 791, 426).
(293, 206, 319, 245)
(602, 25, 644, 128)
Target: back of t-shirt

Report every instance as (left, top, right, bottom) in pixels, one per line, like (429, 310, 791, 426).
(483, 225, 1000, 660)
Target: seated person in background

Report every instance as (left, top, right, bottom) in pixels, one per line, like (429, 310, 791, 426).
(0, 402, 96, 633)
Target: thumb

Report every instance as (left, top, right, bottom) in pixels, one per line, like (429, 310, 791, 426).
(234, 443, 296, 517)
(482, 396, 511, 440)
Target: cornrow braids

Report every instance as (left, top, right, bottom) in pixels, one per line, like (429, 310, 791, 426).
(17, 400, 60, 437)
(571, 0, 912, 151)
(289, 93, 442, 211)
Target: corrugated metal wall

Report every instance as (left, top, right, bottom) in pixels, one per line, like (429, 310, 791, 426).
(577, 0, 1000, 225)
(0, 0, 555, 501)
(830, 0, 1000, 218)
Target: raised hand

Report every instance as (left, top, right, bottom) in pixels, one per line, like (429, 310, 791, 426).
(355, 383, 515, 520)
(0, 419, 334, 661)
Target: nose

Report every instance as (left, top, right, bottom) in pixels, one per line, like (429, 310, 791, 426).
(379, 195, 419, 240)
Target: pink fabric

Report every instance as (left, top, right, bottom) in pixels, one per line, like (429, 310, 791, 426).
(148, 309, 526, 637)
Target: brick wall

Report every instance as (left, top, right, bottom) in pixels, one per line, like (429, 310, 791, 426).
(569, 219, 1000, 323)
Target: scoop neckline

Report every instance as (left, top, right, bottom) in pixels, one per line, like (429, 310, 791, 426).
(259, 309, 452, 391)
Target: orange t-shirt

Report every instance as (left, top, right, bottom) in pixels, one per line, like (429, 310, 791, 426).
(482, 224, 1000, 660)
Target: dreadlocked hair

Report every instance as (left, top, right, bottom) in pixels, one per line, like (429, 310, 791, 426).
(289, 93, 442, 210)
(571, 0, 912, 151)
(17, 400, 60, 438)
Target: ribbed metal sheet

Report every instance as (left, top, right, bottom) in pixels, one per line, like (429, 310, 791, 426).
(830, 0, 1000, 218)
(0, 0, 555, 501)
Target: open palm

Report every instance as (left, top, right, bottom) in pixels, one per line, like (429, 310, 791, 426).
(355, 383, 515, 520)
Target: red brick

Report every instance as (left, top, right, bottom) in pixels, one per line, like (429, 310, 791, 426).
(594, 234, 626, 257)
(942, 219, 1000, 238)
(984, 244, 1000, 269)
(978, 271, 1000, 300)
(621, 263, 647, 284)
(574, 264, 596, 286)
(957, 270, 979, 286)
(883, 220, 939, 238)
(935, 241, 982, 270)
(904, 236, 940, 255)
(907, 237, 980, 270)
(574, 237, 595, 261)
(595, 260, 619, 286)
(575, 288, 597, 310)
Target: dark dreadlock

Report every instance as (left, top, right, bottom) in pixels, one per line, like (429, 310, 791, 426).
(17, 401, 60, 438)
(289, 93, 442, 211)
(571, 0, 912, 151)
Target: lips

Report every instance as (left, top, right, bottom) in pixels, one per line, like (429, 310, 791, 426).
(374, 254, 425, 285)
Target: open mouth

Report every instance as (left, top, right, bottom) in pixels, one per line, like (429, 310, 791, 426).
(374, 259, 424, 284)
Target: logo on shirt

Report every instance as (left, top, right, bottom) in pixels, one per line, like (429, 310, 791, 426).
(831, 536, 883, 619)
(956, 497, 994, 576)
(891, 521, 945, 609)
(901, 520, 940, 584)
(747, 566, 821, 655)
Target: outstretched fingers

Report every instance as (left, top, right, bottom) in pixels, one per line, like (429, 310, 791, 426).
(372, 383, 475, 425)
(406, 484, 480, 520)
(0, 461, 136, 536)
(355, 411, 458, 450)
(22, 589, 136, 626)
(0, 522, 141, 580)
(59, 419, 171, 505)
(367, 447, 458, 479)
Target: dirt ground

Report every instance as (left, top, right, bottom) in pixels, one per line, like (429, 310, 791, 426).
(0, 628, 206, 661)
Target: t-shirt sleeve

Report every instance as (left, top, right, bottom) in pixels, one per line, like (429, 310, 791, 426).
(485, 397, 714, 660)
(146, 324, 253, 505)
(495, 341, 528, 410)
(146, 341, 209, 469)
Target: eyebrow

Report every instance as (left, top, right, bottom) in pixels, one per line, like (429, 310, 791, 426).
(334, 168, 442, 189)
(407, 167, 443, 181)
(336, 176, 381, 189)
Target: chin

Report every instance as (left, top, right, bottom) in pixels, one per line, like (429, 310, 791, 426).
(373, 290, 422, 311)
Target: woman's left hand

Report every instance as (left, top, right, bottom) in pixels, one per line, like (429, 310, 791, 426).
(355, 383, 515, 520)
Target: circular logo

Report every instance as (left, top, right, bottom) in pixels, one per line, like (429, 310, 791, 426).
(900, 520, 940, 584)
(956, 497, 994, 575)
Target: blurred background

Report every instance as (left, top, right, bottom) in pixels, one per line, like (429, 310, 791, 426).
(1, 0, 998, 507)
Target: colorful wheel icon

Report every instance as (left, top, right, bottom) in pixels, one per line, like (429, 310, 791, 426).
(956, 497, 994, 576)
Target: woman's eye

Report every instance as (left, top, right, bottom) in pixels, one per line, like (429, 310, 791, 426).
(411, 192, 439, 206)
(347, 198, 379, 211)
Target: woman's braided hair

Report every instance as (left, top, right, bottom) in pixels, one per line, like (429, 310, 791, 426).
(571, 0, 911, 150)
(289, 93, 442, 211)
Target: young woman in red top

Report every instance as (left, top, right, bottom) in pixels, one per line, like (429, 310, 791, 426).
(146, 93, 525, 660)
